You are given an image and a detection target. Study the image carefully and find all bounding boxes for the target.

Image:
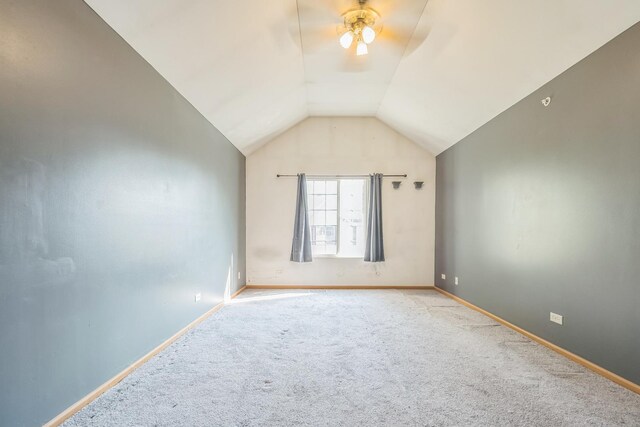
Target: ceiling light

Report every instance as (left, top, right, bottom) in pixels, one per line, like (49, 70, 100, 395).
(338, 3, 380, 56)
(339, 31, 354, 49)
(356, 40, 368, 56)
(362, 26, 376, 44)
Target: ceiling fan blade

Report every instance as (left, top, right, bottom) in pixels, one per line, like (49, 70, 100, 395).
(339, 51, 373, 72)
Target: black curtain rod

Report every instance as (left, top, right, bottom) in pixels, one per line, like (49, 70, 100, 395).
(276, 174, 407, 178)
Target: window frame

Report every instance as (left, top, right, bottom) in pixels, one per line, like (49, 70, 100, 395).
(307, 177, 367, 259)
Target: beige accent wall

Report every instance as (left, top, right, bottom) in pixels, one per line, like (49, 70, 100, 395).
(246, 117, 435, 286)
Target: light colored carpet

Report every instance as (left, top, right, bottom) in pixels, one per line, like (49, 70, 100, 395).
(65, 289, 640, 426)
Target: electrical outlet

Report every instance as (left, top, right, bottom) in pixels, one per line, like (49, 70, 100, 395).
(194, 293, 201, 302)
(550, 312, 563, 325)
(441, 274, 446, 280)
(454, 277, 459, 285)
(237, 272, 241, 280)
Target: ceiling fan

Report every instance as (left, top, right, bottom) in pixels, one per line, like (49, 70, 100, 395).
(283, 0, 440, 72)
(337, 0, 382, 56)
(292, 0, 432, 55)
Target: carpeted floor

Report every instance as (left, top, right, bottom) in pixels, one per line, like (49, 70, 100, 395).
(65, 289, 640, 426)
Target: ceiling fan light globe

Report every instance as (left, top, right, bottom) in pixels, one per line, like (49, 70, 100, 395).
(362, 26, 376, 44)
(356, 40, 368, 56)
(339, 31, 354, 49)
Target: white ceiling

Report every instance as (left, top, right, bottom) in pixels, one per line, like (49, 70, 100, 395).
(85, 0, 640, 155)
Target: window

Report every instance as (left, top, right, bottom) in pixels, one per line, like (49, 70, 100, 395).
(307, 178, 367, 257)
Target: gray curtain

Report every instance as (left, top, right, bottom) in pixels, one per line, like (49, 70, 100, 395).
(364, 173, 385, 262)
(290, 173, 313, 262)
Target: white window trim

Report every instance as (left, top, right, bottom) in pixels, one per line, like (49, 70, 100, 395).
(308, 177, 368, 259)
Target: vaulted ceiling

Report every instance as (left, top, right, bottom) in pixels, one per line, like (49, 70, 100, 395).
(85, 0, 640, 155)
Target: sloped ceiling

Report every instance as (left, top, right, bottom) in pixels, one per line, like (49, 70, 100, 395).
(84, 0, 640, 155)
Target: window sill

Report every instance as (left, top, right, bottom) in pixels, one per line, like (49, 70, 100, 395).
(313, 254, 364, 260)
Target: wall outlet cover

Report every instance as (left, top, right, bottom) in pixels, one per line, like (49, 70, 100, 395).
(441, 274, 446, 280)
(550, 312, 563, 325)
(454, 277, 459, 285)
(194, 293, 202, 302)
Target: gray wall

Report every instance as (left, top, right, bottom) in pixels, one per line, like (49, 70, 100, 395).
(0, 1, 245, 425)
(435, 23, 640, 386)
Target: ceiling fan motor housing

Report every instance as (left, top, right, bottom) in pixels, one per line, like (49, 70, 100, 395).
(342, 7, 379, 37)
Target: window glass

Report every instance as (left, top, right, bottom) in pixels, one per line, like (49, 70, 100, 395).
(326, 195, 337, 210)
(307, 178, 366, 257)
(338, 179, 366, 257)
